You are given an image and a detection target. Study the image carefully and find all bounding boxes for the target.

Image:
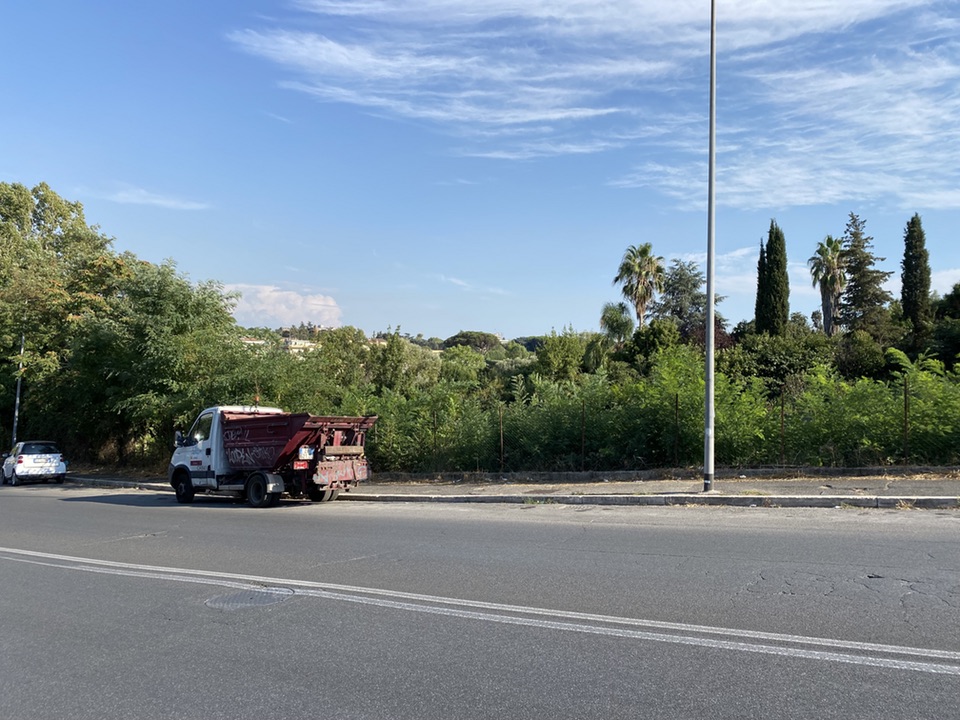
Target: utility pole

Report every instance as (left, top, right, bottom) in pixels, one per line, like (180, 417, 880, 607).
(12, 333, 25, 446)
(704, 0, 717, 492)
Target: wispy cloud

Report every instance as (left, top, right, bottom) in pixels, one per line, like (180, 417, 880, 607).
(231, 1, 958, 210)
(104, 186, 210, 210)
(226, 284, 342, 328)
(439, 274, 510, 295)
(264, 111, 293, 124)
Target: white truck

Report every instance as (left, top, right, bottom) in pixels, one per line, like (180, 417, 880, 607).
(168, 405, 377, 508)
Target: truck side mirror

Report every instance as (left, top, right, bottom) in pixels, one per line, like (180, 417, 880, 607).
(174, 430, 184, 448)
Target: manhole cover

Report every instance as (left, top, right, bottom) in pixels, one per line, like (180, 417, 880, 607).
(205, 587, 294, 610)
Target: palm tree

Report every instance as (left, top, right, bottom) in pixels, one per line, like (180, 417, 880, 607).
(613, 243, 664, 327)
(599, 301, 635, 350)
(808, 235, 846, 337)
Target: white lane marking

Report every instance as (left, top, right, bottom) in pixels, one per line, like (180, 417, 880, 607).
(2, 546, 959, 675)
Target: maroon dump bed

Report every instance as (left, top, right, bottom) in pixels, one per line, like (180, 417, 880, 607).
(220, 411, 376, 475)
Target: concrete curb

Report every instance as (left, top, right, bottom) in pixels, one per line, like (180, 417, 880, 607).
(63, 477, 960, 509)
(342, 493, 960, 509)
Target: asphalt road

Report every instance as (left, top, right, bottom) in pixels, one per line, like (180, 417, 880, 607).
(1, 484, 959, 719)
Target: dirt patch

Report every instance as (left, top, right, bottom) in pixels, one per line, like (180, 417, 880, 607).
(68, 462, 167, 481)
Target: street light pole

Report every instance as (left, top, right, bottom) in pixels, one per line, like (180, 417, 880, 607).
(12, 333, 24, 447)
(704, 0, 717, 492)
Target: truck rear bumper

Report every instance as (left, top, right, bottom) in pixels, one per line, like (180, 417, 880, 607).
(313, 460, 368, 488)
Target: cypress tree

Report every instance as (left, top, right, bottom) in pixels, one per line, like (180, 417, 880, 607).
(838, 213, 893, 340)
(756, 220, 789, 335)
(754, 240, 767, 331)
(901, 213, 931, 345)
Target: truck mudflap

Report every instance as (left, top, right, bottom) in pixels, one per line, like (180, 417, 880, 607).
(314, 459, 369, 488)
(265, 473, 285, 494)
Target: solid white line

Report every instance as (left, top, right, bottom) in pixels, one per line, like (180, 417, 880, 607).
(2, 546, 959, 675)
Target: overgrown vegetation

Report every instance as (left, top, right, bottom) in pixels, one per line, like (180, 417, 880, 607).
(3, 182, 960, 472)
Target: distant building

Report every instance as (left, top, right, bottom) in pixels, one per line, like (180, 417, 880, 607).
(282, 337, 317, 353)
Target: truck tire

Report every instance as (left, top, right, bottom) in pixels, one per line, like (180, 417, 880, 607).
(174, 473, 195, 504)
(307, 486, 341, 502)
(245, 473, 272, 508)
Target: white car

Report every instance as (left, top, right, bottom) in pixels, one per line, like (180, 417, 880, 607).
(2, 441, 68, 485)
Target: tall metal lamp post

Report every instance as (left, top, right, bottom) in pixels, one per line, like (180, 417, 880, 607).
(704, 0, 717, 492)
(12, 333, 24, 447)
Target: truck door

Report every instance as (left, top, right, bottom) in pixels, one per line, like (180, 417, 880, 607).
(184, 411, 216, 488)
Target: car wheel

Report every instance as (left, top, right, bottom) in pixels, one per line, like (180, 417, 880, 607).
(55, 475, 65, 484)
(10, 471, 20, 486)
(174, 474, 195, 504)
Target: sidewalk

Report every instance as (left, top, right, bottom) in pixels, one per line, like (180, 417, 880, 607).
(65, 471, 960, 509)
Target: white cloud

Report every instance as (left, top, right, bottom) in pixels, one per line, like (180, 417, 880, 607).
(231, 1, 958, 210)
(104, 186, 210, 210)
(932, 268, 960, 294)
(226, 284, 342, 328)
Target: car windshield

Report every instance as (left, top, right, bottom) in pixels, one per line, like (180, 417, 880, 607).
(21, 442, 60, 455)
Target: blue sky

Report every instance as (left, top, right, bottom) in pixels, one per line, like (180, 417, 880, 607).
(3, 1, 958, 341)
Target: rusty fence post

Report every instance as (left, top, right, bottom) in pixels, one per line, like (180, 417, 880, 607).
(581, 399, 586, 472)
(499, 404, 505, 474)
(903, 376, 910, 463)
(780, 389, 786, 466)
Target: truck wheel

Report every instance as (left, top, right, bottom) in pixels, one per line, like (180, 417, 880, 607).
(246, 474, 272, 508)
(308, 487, 340, 502)
(174, 474, 195, 504)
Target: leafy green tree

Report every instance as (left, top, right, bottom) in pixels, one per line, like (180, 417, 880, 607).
(0, 182, 126, 443)
(535, 327, 587, 382)
(613, 243, 664, 326)
(649, 258, 727, 341)
(370, 331, 441, 397)
(443, 330, 502, 353)
(838, 213, 894, 341)
(46, 258, 248, 461)
(440, 344, 487, 383)
(756, 220, 789, 335)
(626, 318, 681, 373)
(808, 235, 846, 337)
(935, 283, 960, 320)
(718, 316, 831, 394)
(315, 326, 372, 390)
(932, 319, 960, 371)
(833, 329, 886, 380)
(901, 213, 932, 349)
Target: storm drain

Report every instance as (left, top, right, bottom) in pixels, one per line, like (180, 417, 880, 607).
(205, 587, 294, 611)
